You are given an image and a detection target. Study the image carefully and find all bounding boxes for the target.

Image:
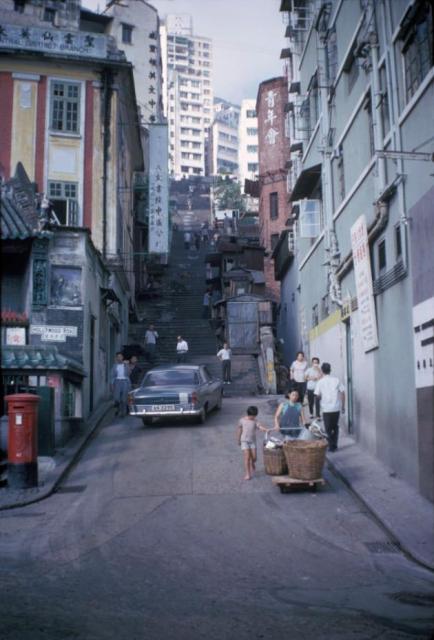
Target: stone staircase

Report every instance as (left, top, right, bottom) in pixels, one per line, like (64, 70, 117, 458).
(128, 229, 262, 396)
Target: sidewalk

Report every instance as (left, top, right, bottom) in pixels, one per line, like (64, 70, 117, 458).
(327, 432, 434, 571)
(0, 400, 114, 511)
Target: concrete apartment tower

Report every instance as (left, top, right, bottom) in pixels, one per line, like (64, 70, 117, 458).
(160, 14, 213, 179)
(208, 98, 240, 177)
(238, 99, 259, 190)
(103, 0, 164, 126)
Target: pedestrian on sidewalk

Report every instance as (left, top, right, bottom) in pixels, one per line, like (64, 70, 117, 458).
(194, 232, 201, 250)
(305, 357, 322, 420)
(274, 389, 307, 438)
(144, 324, 158, 364)
(184, 231, 191, 250)
(289, 351, 308, 403)
(314, 362, 345, 452)
(236, 405, 270, 481)
(110, 352, 131, 417)
(202, 289, 211, 319)
(217, 342, 232, 383)
(128, 355, 143, 389)
(176, 336, 189, 363)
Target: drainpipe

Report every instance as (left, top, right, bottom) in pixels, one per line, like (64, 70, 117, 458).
(368, 5, 387, 195)
(315, 7, 342, 307)
(382, 0, 409, 273)
(101, 69, 112, 262)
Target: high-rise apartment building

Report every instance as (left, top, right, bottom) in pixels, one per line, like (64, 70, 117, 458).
(160, 15, 213, 179)
(238, 99, 259, 189)
(208, 98, 240, 176)
(103, 0, 164, 126)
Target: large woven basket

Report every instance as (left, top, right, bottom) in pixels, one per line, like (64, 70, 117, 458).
(283, 440, 328, 480)
(263, 446, 288, 476)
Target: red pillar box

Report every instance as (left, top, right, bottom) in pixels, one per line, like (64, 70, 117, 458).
(5, 394, 40, 489)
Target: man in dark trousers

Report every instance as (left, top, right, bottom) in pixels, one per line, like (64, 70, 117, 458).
(314, 362, 345, 452)
(110, 352, 131, 417)
(217, 342, 232, 384)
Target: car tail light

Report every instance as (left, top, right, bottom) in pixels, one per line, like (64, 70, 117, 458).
(190, 392, 198, 406)
(127, 394, 133, 405)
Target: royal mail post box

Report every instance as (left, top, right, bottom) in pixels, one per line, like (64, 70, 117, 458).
(5, 393, 40, 489)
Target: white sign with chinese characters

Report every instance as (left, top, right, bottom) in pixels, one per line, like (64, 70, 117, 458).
(264, 89, 279, 146)
(148, 124, 169, 254)
(30, 325, 78, 342)
(351, 215, 378, 352)
(0, 24, 108, 59)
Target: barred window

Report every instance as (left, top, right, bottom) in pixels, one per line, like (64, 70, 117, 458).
(50, 81, 81, 133)
(402, 2, 433, 102)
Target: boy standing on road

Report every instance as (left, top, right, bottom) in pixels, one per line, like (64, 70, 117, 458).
(237, 406, 270, 481)
(110, 352, 131, 417)
(217, 342, 232, 383)
(314, 362, 345, 452)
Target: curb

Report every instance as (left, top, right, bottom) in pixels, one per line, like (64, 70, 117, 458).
(0, 400, 114, 511)
(326, 455, 434, 573)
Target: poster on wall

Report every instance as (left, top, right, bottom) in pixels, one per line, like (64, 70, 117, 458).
(351, 215, 379, 352)
(148, 124, 169, 256)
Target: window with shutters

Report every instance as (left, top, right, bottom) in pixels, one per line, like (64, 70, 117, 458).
(50, 81, 81, 133)
(48, 181, 79, 226)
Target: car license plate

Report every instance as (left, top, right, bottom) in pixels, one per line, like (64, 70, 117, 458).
(151, 404, 175, 411)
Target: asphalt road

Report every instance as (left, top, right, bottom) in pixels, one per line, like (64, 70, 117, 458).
(1, 397, 433, 640)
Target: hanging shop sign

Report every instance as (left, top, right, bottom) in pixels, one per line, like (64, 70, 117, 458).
(148, 123, 169, 255)
(30, 325, 78, 342)
(350, 215, 378, 352)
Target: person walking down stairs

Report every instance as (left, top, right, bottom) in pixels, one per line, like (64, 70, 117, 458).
(144, 324, 159, 364)
(217, 342, 232, 384)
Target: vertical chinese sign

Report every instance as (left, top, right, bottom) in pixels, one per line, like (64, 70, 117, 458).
(148, 124, 169, 256)
(351, 215, 378, 352)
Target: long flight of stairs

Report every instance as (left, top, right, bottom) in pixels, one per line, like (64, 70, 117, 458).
(128, 229, 262, 396)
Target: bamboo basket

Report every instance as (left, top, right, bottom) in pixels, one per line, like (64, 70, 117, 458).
(283, 440, 328, 480)
(263, 446, 288, 476)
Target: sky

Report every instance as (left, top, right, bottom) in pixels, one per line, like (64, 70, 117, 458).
(82, 0, 285, 104)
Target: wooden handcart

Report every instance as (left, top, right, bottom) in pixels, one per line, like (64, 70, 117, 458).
(272, 475, 325, 493)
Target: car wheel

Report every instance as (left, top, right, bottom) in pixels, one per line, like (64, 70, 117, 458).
(197, 406, 207, 424)
(142, 417, 152, 426)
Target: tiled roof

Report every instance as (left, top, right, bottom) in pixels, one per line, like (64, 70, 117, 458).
(1, 346, 85, 376)
(1, 162, 49, 240)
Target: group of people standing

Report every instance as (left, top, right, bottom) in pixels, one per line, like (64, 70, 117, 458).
(110, 352, 143, 417)
(276, 350, 346, 452)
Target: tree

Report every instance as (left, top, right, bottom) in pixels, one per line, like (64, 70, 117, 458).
(213, 175, 246, 213)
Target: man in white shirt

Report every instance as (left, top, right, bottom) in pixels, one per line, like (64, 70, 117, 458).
(314, 362, 345, 452)
(176, 336, 189, 363)
(110, 352, 131, 417)
(217, 342, 232, 383)
(144, 324, 158, 364)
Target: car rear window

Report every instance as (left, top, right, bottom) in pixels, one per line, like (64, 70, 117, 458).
(143, 370, 199, 386)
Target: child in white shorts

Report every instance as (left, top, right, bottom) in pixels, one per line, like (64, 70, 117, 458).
(237, 406, 270, 480)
